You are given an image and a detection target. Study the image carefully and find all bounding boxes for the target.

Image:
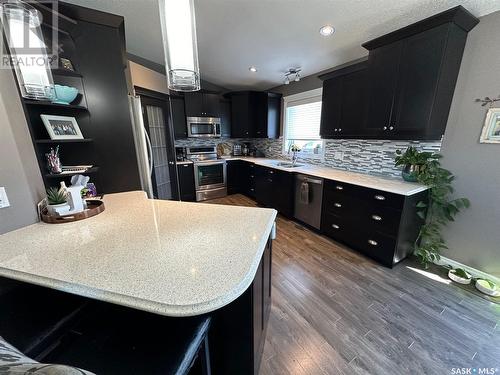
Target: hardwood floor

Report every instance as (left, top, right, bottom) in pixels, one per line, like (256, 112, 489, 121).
(207, 194, 500, 375)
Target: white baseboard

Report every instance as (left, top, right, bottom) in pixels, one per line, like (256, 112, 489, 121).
(435, 256, 500, 285)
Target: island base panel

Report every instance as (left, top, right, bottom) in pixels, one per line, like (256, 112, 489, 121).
(210, 237, 272, 375)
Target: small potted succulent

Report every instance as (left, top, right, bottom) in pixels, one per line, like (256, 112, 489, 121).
(394, 146, 437, 182)
(447, 268, 472, 285)
(475, 279, 500, 297)
(46, 187, 70, 216)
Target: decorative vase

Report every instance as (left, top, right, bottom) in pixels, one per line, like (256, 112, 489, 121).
(47, 202, 70, 216)
(402, 164, 421, 182)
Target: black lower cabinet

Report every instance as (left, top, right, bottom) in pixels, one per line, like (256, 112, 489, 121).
(177, 163, 196, 202)
(211, 238, 272, 374)
(227, 160, 256, 198)
(254, 166, 294, 217)
(320, 179, 426, 267)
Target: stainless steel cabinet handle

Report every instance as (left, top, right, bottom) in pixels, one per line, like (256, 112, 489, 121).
(374, 195, 386, 201)
(267, 179, 273, 182)
(383, 126, 388, 130)
(332, 224, 340, 229)
(250, 175, 254, 178)
(339, 128, 342, 132)
(303, 178, 323, 185)
(250, 188, 254, 191)
(368, 239, 378, 246)
(334, 128, 338, 132)
(389, 126, 394, 130)
(169, 161, 175, 165)
(183, 164, 189, 168)
(371, 215, 382, 221)
(335, 185, 344, 190)
(334, 203, 342, 208)
(269, 170, 274, 174)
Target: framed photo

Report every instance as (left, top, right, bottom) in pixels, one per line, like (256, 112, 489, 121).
(60, 57, 75, 72)
(41, 114, 84, 140)
(480, 108, 500, 144)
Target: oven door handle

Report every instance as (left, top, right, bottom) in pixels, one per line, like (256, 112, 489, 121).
(195, 161, 226, 166)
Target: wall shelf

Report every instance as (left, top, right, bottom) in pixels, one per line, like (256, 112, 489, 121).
(35, 138, 93, 144)
(51, 68, 83, 78)
(23, 99, 88, 111)
(44, 167, 99, 179)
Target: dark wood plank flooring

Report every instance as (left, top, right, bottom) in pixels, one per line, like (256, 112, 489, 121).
(206, 194, 500, 375)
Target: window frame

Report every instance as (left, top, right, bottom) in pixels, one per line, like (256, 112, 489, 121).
(282, 87, 324, 159)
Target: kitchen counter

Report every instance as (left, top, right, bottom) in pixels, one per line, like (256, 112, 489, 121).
(0, 191, 277, 317)
(222, 156, 427, 196)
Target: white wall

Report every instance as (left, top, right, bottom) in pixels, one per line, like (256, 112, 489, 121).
(0, 69, 45, 234)
(440, 11, 500, 277)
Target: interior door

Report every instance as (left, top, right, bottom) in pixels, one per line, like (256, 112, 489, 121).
(138, 94, 179, 200)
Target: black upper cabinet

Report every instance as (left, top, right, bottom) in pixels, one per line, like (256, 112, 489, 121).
(170, 95, 188, 139)
(184, 92, 220, 117)
(230, 92, 253, 138)
(220, 99, 232, 137)
(228, 91, 281, 139)
(362, 6, 478, 140)
(364, 41, 402, 136)
(319, 62, 368, 138)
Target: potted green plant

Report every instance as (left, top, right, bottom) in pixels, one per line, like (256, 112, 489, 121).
(46, 187, 69, 216)
(448, 268, 472, 285)
(475, 279, 500, 297)
(395, 146, 433, 182)
(394, 147, 470, 268)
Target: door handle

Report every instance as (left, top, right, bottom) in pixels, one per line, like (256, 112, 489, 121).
(331, 224, 340, 229)
(335, 185, 344, 190)
(334, 203, 342, 208)
(371, 215, 382, 221)
(374, 195, 386, 201)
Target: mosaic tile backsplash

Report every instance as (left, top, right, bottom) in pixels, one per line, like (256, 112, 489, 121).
(175, 138, 442, 178)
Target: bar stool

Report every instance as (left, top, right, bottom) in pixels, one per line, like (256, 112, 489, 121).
(43, 303, 212, 375)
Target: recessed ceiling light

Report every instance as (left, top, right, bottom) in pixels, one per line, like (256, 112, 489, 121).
(319, 25, 335, 37)
(249, 66, 258, 72)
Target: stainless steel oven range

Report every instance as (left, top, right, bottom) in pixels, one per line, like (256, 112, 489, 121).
(186, 146, 227, 201)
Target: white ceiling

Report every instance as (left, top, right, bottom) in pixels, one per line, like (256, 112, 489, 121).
(63, 0, 500, 90)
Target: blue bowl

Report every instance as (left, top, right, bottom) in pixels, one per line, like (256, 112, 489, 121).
(52, 85, 78, 105)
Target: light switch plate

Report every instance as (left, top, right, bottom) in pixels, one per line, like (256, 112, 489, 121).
(0, 187, 10, 208)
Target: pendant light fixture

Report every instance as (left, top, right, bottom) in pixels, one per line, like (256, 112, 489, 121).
(159, 0, 200, 92)
(0, 0, 55, 100)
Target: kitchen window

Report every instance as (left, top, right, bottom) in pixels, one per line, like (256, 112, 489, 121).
(282, 88, 324, 158)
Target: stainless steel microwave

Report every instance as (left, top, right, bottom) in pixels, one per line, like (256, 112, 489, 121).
(187, 117, 221, 138)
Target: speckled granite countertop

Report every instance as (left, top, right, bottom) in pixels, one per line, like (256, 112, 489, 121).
(0, 191, 277, 317)
(222, 156, 427, 196)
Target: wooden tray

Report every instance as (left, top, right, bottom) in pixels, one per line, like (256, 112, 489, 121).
(41, 200, 105, 224)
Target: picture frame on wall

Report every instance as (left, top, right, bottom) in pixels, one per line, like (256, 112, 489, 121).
(479, 108, 500, 144)
(41, 114, 84, 140)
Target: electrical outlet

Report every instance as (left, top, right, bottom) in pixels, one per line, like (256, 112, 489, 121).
(0, 187, 10, 208)
(334, 151, 344, 161)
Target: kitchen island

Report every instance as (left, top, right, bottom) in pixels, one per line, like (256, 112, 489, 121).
(0, 191, 277, 374)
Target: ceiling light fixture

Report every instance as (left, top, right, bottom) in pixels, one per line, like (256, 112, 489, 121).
(319, 25, 335, 37)
(284, 68, 301, 85)
(249, 66, 258, 72)
(159, 0, 200, 92)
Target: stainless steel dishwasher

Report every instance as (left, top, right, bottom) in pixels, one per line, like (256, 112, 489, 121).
(294, 174, 324, 229)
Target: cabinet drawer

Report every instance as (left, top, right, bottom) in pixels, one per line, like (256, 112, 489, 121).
(324, 179, 405, 210)
(354, 231, 397, 266)
(321, 212, 355, 243)
(362, 205, 402, 236)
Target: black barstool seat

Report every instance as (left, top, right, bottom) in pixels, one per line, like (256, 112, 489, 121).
(0, 278, 88, 359)
(44, 303, 212, 375)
